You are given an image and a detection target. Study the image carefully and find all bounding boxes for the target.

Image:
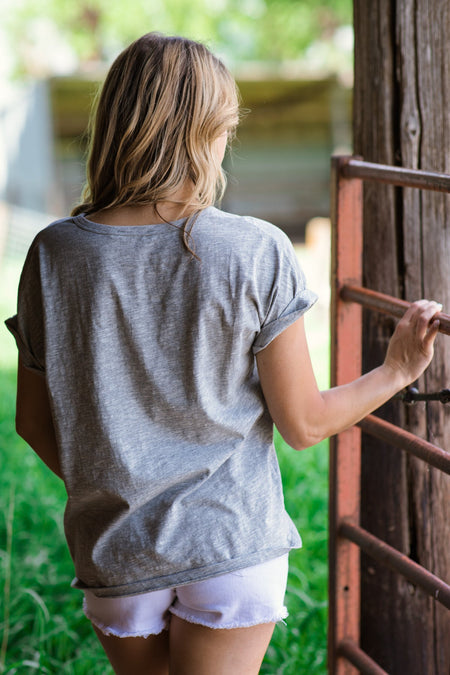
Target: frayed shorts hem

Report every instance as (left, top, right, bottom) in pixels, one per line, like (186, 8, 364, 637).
(85, 604, 289, 638)
(168, 605, 289, 631)
(83, 600, 167, 638)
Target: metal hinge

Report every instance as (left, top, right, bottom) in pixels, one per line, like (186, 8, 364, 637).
(395, 387, 450, 404)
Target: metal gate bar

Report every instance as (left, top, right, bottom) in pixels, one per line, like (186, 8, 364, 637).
(338, 640, 389, 675)
(339, 522, 450, 610)
(340, 285, 450, 335)
(359, 415, 450, 475)
(329, 155, 450, 675)
(341, 158, 450, 193)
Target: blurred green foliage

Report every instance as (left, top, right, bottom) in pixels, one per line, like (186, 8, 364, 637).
(5, 0, 352, 70)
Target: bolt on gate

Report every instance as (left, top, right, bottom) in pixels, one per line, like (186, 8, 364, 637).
(328, 156, 450, 675)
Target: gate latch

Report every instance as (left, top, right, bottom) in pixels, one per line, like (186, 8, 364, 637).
(396, 387, 450, 404)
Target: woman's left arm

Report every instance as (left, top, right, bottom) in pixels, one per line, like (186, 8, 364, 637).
(15, 357, 63, 479)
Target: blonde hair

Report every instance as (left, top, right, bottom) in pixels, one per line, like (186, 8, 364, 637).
(72, 33, 240, 254)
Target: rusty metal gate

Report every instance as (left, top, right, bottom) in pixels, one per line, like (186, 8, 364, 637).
(328, 156, 450, 674)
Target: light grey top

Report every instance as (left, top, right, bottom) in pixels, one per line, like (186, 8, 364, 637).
(6, 206, 317, 597)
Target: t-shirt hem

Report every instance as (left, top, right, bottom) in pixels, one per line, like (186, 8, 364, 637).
(71, 545, 301, 598)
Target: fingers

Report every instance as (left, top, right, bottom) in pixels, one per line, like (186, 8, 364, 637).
(384, 299, 442, 384)
(402, 299, 441, 321)
(423, 317, 441, 350)
(401, 299, 442, 349)
(401, 300, 442, 330)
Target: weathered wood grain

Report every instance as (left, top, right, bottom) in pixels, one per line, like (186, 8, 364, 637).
(354, 0, 450, 672)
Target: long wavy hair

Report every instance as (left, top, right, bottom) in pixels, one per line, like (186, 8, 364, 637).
(72, 33, 240, 254)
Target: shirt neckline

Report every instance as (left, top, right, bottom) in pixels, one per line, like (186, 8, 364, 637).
(73, 213, 190, 236)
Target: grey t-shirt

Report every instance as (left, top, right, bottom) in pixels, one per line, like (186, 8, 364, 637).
(6, 206, 317, 597)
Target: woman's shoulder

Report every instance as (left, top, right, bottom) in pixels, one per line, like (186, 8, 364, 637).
(20, 217, 80, 268)
(198, 207, 292, 252)
(30, 216, 79, 248)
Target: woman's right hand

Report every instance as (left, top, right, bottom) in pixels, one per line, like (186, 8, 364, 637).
(383, 300, 442, 387)
(256, 301, 442, 451)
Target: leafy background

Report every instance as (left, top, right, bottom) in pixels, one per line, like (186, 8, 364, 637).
(2, 0, 352, 76)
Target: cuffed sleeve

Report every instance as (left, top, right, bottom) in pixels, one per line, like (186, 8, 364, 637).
(252, 288, 317, 353)
(4, 239, 45, 373)
(252, 232, 317, 354)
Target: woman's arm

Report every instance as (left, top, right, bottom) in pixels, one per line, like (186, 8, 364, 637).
(15, 357, 63, 479)
(256, 300, 441, 451)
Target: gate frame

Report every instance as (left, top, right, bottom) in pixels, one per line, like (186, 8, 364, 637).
(328, 155, 450, 675)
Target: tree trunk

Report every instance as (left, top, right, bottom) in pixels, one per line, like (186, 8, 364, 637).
(353, 1, 450, 673)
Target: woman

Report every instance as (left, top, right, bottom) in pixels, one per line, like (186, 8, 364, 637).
(6, 33, 441, 675)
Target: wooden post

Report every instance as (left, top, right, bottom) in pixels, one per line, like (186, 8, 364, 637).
(328, 156, 363, 674)
(354, 1, 450, 672)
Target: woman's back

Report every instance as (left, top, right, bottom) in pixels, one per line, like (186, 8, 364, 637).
(11, 205, 315, 596)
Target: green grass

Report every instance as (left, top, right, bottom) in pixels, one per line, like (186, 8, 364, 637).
(261, 434, 328, 674)
(0, 258, 329, 674)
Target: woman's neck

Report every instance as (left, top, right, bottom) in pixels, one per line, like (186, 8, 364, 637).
(88, 183, 196, 226)
(89, 203, 191, 226)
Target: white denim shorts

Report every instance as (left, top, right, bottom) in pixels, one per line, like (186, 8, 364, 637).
(83, 554, 289, 638)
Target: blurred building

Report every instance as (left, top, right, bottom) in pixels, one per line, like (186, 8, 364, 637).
(0, 70, 351, 258)
(223, 70, 351, 239)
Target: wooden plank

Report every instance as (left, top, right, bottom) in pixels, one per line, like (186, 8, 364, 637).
(354, 1, 450, 672)
(354, 2, 413, 672)
(414, 3, 450, 672)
